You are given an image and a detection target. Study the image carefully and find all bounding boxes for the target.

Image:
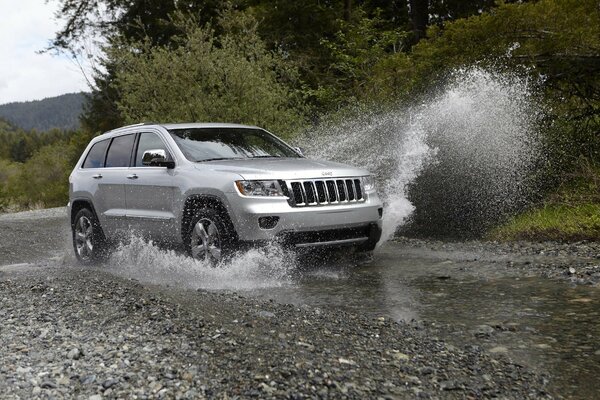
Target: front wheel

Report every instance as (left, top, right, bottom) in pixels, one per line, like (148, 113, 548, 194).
(187, 208, 236, 265)
(72, 208, 108, 265)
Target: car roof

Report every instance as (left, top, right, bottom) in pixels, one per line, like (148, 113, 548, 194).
(161, 122, 261, 130)
(91, 122, 265, 144)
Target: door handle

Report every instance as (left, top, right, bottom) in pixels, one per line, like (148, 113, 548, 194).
(92, 174, 103, 179)
(127, 174, 138, 180)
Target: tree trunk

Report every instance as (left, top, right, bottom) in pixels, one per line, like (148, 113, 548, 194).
(409, 0, 428, 43)
(344, 0, 352, 21)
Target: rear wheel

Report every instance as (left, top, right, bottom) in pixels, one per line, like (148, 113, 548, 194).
(187, 208, 236, 265)
(72, 208, 108, 265)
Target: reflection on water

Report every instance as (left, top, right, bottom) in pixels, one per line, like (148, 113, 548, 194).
(244, 243, 600, 399)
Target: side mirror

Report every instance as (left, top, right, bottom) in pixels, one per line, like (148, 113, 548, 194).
(142, 149, 175, 169)
(293, 146, 304, 157)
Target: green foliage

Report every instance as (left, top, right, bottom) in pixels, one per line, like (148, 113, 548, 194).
(1, 0, 595, 244)
(318, 9, 410, 106)
(0, 120, 78, 163)
(490, 160, 600, 241)
(6, 144, 71, 209)
(368, 0, 600, 171)
(0, 124, 92, 211)
(110, 13, 307, 136)
(490, 203, 600, 241)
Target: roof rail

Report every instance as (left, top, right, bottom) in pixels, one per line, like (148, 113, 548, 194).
(105, 122, 159, 134)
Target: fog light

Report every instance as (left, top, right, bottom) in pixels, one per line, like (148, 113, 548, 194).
(378, 207, 383, 218)
(258, 216, 279, 229)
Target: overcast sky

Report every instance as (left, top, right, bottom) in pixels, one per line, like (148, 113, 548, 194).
(0, 0, 91, 105)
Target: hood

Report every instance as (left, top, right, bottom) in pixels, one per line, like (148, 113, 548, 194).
(193, 157, 369, 180)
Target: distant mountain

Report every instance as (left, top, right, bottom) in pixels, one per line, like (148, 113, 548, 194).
(0, 92, 87, 132)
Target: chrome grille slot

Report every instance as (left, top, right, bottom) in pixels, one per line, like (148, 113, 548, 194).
(286, 177, 365, 207)
(336, 180, 347, 201)
(303, 181, 316, 204)
(291, 182, 304, 204)
(326, 180, 337, 202)
(346, 179, 355, 201)
(354, 179, 362, 199)
(315, 181, 327, 203)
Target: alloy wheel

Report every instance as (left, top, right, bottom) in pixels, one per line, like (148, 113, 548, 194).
(190, 218, 222, 263)
(74, 216, 94, 261)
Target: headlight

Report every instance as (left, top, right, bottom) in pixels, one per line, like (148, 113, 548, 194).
(235, 180, 285, 197)
(362, 175, 376, 191)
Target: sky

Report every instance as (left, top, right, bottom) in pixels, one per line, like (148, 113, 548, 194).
(0, 0, 92, 105)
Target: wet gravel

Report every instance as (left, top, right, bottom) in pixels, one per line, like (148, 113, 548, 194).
(0, 266, 551, 399)
(394, 237, 600, 286)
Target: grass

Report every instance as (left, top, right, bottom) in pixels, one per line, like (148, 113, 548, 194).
(489, 160, 600, 242)
(489, 203, 600, 241)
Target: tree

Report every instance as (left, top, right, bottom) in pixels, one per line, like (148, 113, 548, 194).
(49, 0, 228, 133)
(409, 0, 428, 42)
(110, 13, 307, 136)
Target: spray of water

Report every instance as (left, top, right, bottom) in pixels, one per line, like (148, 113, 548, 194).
(105, 236, 294, 291)
(304, 67, 543, 238)
(94, 67, 542, 291)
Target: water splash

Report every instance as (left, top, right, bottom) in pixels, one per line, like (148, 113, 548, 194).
(303, 67, 542, 238)
(106, 236, 294, 291)
(84, 67, 542, 288)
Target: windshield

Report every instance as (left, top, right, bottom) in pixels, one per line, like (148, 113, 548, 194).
(169, 128, 300, 162)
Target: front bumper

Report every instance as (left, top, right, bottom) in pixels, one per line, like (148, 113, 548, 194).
(225, 192, 383, 248)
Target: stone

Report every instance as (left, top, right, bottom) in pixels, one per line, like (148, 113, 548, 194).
(489, 346, 508, 354)
(67, 348, 82, 360)
(257, 310, 275, 318)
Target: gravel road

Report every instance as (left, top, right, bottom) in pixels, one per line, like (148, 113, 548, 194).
(4, 207, 596, 399)
(0, 265, 549, 399)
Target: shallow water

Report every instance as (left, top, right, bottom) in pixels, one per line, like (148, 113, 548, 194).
(239, 243, 600, 399)
(1, 212, 599, 398)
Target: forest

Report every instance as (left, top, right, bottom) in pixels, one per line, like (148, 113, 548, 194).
(0, 0, 598, 239)
(0, 92, 85, 132)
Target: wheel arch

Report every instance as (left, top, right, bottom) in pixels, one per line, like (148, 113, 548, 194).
(70, 198, 99, 226)
(181, 195, 238, 242)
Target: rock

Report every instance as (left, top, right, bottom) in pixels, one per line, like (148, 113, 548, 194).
(489, 346, 509, 354)
(16, 366, 32, 374)
(338, 357, 357, 366)
(473, 325, 495, 337)
(67, 347, 82, 360)
(89, 395, 102, 400)
(40, 381, 57, 389)
(440, 380, 465, 391)
(102, 378, 118, 389)
(81, 375, 96, 385)
(257, 310, 275, 318)
(392, 352, 410, 361)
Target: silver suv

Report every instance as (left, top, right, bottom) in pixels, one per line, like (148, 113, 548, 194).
(68, 123, 383, 264)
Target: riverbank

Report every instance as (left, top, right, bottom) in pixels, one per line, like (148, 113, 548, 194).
(489, 165, 600, 242)
(394, 237, 600, 285)
(0, 265, 550, 399)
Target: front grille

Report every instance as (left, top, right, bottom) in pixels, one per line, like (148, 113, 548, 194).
(285, 178, 365, 207)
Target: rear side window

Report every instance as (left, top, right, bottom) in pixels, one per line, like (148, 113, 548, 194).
(82, 139, 109, 169)
(105, 134, 135, 168)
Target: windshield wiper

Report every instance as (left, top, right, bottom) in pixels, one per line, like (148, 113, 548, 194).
(195, 157, 244, 162)
(251, 155, 281, 159)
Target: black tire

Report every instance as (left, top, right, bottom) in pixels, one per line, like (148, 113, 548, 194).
(72, 208, 109, 265)
(186, 207, 237, 264)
